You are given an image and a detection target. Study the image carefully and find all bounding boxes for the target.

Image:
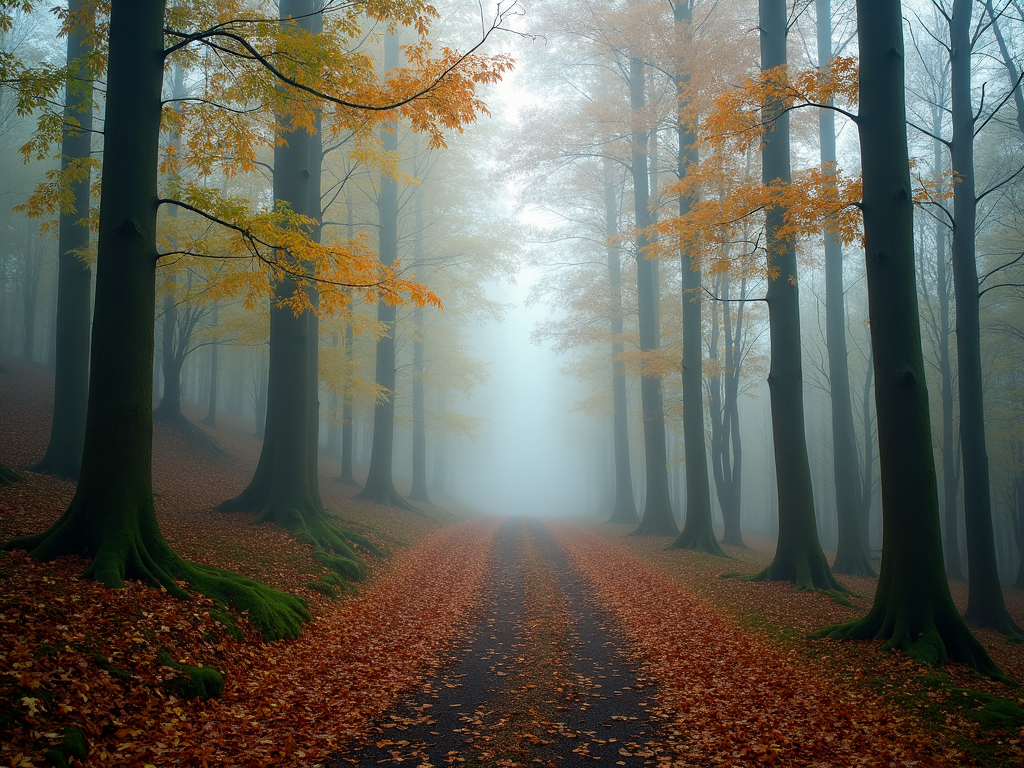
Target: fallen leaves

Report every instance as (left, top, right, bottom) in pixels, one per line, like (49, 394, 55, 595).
(550, 524, 965, 766)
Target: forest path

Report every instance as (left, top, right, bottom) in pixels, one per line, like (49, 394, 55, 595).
(334, 518, 668, 767)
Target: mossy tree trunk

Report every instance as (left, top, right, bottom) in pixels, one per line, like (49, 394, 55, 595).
(948, 0, 1020, 636)
(358, 30, 415, 511)
(218, 0, 371, 579)
(33, 0, 94, 480)
(817, 0, 873, 577)
(603, 156, 639, 525)
(4, 0, 308, 640)
(816, 0, 999, 675)
(628, 55, 677, 538)
(670, 0, 724, 556)
(749, 0, 843, 591)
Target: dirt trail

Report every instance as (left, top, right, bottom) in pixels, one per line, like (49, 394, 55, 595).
(335, 519, 666, 767)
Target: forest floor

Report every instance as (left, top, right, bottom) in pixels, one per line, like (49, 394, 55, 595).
(1, 356, 1024, 766)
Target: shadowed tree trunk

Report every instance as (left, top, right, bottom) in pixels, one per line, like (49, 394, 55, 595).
(359, 30, 415, 511)
(603, 156, 639, 525)
(859, 345, 874, 557)
(949, 0, 1021, 636)
(3, 0, 308, 640)
(670, 0, 723, 555)
(218, 0, 375, 578)
(816, 0, 999, 675)
(33, 0, 94, 479)
(928, 94, 964, 582)
(749, 0, 843, 591)
(817, 0, 873, 577)
(628, 55, 677, 537)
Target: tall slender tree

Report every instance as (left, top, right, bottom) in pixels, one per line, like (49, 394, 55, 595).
(32, 0, 94, 479)
(359, 30, 416, 510)
(629, 53, 678, 537)
(218, 0, 374, 578)
(749, 0, 843, 591)
(947, 0, 1022, 636)
(669, 0, 722, 555)
(604, 155, 640, 525)
(816, 0, 873, 576)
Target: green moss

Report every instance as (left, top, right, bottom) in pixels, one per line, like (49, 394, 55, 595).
(42, 726, 88, 767)
(91, 652, 131, 681)
(0, 464, 24, 486)
(157, 648, 224, 700)
(210, 610, 243, 642)
(305, 579, 338, 599)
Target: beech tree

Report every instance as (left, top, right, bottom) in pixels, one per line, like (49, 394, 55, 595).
(816, 0, 999, 675)
(4, 0, 309, 639)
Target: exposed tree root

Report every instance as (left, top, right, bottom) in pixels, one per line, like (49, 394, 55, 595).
(3, 510, 309, 640)
(813, 599, 1005, 679)
(357, 479, 421, 514)
(629, 505, 679, 537)
(745, 551, 850, 594)
(669, 526, 728, 557)
(607, 501, 640, 526)
(0, 463, 25, 486)
(963, 604, 1024, 641)
(155, 411, 230, 460)
(832, 548, 876, 578)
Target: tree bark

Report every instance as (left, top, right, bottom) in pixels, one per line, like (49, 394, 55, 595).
(949, 0, 1020, 635)
(33, 0, 94, 479)
(603, 156, 639, 525)
(750, 0, 842, 591)
(628, 55, 677, 537)
(817, 0, 999, 674)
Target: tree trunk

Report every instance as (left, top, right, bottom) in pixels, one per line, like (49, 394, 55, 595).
(359, 30, 415, 510)
(930, 97, 964, 581)
(859, 345, 874, 556)
(750, 0, 842, 591)
(153, 293, 184, 421)
(628, 55, 677, 537)
(949, 0, 1020, 636)
(3, 0, 308, 640)
(409, 188, 431, 503)
(33, 0, 94, 479)
(670, 0, 722, 555)
(817, 0, 873, 576)
(817, 0, 999, 675)
(603, 157, 639, 525)
(218, 0, 372, 579)
(202, 305, 219, 427)
(712, 272, 746, 547)
(339, 316, 357, 484)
